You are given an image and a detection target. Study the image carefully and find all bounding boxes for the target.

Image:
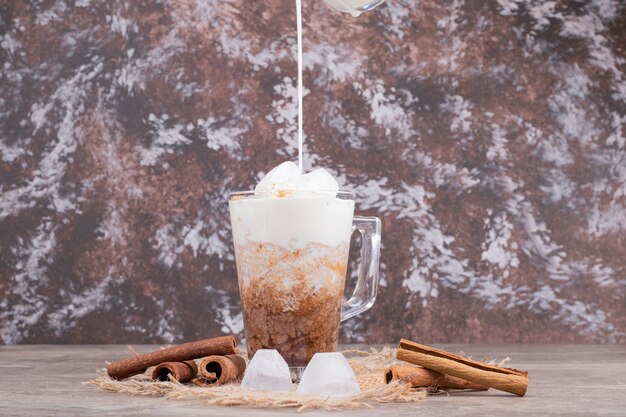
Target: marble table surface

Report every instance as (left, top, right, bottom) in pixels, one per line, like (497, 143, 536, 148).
(0, 344, 625, 416)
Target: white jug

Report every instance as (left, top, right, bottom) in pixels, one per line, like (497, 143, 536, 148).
(324, 0, 387, 16)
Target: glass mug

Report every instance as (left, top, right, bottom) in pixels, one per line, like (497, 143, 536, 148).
(229, 190, 381, 378)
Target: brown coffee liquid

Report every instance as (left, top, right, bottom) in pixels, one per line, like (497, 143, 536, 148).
(236, 241, 349, 366)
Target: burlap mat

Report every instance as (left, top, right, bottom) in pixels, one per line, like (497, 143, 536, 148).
(87, 348, 426, 411)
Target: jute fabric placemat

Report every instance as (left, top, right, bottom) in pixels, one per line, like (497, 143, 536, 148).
(87, 348, 426, 411)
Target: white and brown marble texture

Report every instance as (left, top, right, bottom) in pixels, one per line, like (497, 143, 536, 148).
(1, 0, 625, 344)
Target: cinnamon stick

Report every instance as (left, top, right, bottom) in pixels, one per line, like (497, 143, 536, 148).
(151, 360, 198, 383)
(397, 339, 528, 396)
(385, 365, 488, 391)
(193, 354, 247, 386)
(106, 335, 238, 380)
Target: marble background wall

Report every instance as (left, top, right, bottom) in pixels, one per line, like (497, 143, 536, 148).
(1, 0, 625, 344)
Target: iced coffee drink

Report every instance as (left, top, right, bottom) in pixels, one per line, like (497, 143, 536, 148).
(229, 162, 381, 375)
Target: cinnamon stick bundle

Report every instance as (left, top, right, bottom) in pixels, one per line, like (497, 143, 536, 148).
(193, 354, 246, 386)
(385, 365, 488, 391)
(397, 339, 528, 396)
(151, 360, 198, 383)
(106, 335, 238, 380)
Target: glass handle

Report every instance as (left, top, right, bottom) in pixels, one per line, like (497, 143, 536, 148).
(340, 216, 381, 322)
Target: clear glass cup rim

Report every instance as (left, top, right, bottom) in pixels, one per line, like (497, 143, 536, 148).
(228, 190, 355, 199)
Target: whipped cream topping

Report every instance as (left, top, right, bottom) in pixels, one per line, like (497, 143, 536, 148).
(231, 162, 353, 247)
(255, 161, 339, 193)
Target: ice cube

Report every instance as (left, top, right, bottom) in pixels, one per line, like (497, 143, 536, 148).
(296, 352, 361, 397)
(241, 349, 293, 392)
(254, 161, 339, 194)
(301, 168, 339, 192)
(255, 161, 306, 192)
